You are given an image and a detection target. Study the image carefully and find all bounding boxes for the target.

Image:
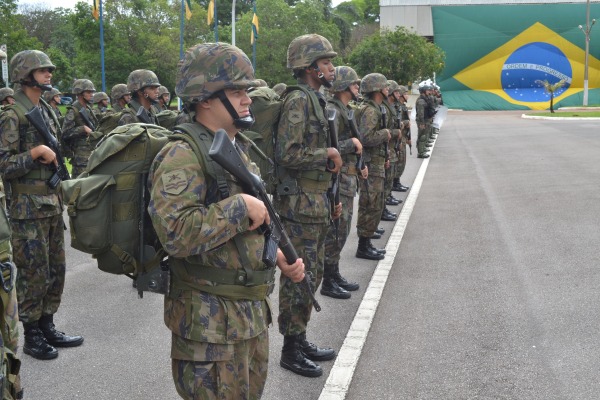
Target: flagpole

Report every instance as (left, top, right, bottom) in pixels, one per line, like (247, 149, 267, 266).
(214, 0, 218, 42)
(231, 0, 237, 46)
(179, 0, 185, 111)
(100, 0, 106, 92)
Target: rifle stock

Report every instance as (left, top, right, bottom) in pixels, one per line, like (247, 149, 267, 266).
(25, 106, 71, 189)
(208, 129, 321, 312)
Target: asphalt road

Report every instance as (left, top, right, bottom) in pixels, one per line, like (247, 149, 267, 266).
(18, 111, 600, 399)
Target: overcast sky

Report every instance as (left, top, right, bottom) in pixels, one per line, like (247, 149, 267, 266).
(18, 0, 345, 11)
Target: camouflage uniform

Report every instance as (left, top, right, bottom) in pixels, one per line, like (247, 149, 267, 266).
(0, 88, 15, 108)
(395, 85, 411, 184)
(416, 87, 431, 157)
(110, 83, 130, 113)
(157, 85, 170, 111)
(118, 70, 160, 126)
(62, 79, 99, 177)
(381, 95, 401, 204)
(356, 74, 389, 241)
(148, 42, 272, 400)
(92, 91, 111, 120)
(42, 88, 63, 126)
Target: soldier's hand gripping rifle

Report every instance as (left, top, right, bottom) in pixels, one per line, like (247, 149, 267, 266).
(25, 106, 71, 189)
(209, 129, 322, 312)
(79, 106, 96, 131)
(326, 108, 340, 243)
(347, 109, 366, 172)
(380, 105, 389, 163)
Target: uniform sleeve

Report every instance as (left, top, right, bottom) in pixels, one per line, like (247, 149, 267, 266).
(416, 99, 425, 124)
(359, 106, 388, 148)
(0, 109, 37, 180)
(148, 141, 251, 258)
(275, 92, 328, 170)
(62, 108, 86, 141)
(118, 111, 136, 126)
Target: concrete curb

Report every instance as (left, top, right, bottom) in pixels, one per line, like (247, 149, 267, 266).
(521, 114, 600, 121)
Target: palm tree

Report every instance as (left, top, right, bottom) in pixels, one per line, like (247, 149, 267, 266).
(535, 79, 566, 113)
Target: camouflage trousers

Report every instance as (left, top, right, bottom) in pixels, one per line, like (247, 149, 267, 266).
(324, 192, 355, 265)
(417, 125, 429, 155)
(356, 174, 385, 238)
(11, 215, 65, 323)
(384, 161, 397, 199)
(278, 220, 328, 336)
(396, 141, 406, 180)
(70, 155, 89, 179)
(172, 330, 269, 400)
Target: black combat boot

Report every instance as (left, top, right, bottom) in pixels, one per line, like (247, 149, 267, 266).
(386, 194, 402, 206)
(333, 263, 359, 291)
(356, 237, 384, 260)
(371, 231, 382, 239)
(23, 321, 58, 360)
(321, 264, 351, 299)
(398, 182, 409, 192)
(280, 335, 323, 377)
(39, 314, 84, 348)
(368, 239, 386, 255)
(298, 332, 336, 361)
(375, 226, 385, 235)
(392, 178, 404, 192)
(381, 207, 397, 221)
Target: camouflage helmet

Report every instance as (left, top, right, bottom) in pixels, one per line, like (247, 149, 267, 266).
(93, 91, 109, 103)
(287, 34, 337, 69)
(331, 66, 360, 93)
(111, 83, 130, 101)
(397, 85, 409, 95)
(0, 88, 15, 103)
(360, 73, 388, 94)
(73, 79, 96, 95)
(387, 80, 400, 93)
(176, 42, 261, 104)
(157, 85, 170, 97)
(256, 79, 268, 87)
(272, 83, 287, 96)
(42, 88, 62, 103)
(9, 50, 56, 84)
(127, 69, 160, 92)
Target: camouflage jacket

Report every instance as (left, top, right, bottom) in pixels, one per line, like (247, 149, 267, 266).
(118, 99, 158, 126)
(416, 95, 428, 125)
(274, 83, 331, 224)
(62, 101, 98, 143)
(148, 122, 272, 358)
(0, 90, 63, 219)
(327, 98, 359, 197)
(357, 99, 388, 177)
(382, 99, 401, 162)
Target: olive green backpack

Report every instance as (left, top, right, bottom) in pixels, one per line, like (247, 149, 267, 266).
(61, 123, 171, 294)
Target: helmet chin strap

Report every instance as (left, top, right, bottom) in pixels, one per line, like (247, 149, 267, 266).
(311, 63, 333, 88)
(346, 87, 358, 102)
(22, 80, 52, 92)
(216, 91, 255, 130)
(143, 89, 158, 105)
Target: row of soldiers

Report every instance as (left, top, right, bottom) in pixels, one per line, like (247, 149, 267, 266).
(0, 33, 444, 399)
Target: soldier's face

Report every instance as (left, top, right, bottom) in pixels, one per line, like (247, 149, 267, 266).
(393, 91, 401, 102)
(315, 58, 335, 82)
(161, 94, 170, 104)
(82, 90, 94, 103)
(349, 82, 359, 98)
(123, 94, 132, 104)
(33, 68, 52, 87)
(381, 87, 389, 97)
(144, 86, 160, 101)
(202, 88, 251, 134)
(53, 95, 61, 104)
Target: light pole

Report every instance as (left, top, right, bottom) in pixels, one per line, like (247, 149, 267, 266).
(579, 0, 596, 106)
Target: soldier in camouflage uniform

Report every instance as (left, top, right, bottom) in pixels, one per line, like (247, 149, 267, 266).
(148, 42, 304, 400)
(393, 85, 411, 192)
(321, 66, 365, 300)
(110, 83, 131, 112)
(355, 73, 392, 261)
(156, 85, 170, 111)
(0, 88, 15, 108)
(118, 69, 160, 125)
(91, 91, 110, 119)
(416, 85, 432, 159)
(381, 81, 402, 214)
(42, 88, 63, 126)
(62, 78, 99, 177)
(0, 50, 83, 361)
(274, 34, 342, 378)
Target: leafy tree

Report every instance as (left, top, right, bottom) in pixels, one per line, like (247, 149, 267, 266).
(45, 47, 75, 90)
(348, 26, 445, 85)
(535, 79, 566, 113)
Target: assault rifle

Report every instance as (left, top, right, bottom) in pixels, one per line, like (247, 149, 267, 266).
(394, 107, 402, 155)
(208, 129, 321, 312)
(326, 108, 340, 243)
(136, 106, 152, 124)
(79, 106, 96, 131)
(25, 106, 71, 189)
(380, 105, 389, 162)
(347, 109, 366, 172)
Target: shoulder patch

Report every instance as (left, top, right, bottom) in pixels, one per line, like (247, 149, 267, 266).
(287, 110, 303, 125)
(162, 169, 188, 195)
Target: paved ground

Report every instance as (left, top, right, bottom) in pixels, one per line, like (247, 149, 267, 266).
(17, 111, 600, 399)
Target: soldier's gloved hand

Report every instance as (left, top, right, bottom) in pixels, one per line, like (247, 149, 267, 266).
(240, 194, 270, 231)
(326, 147, 342, 173)
(276, 250, 304, 283)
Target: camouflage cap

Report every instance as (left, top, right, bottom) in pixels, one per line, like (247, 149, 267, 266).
(0, 88, 15, 102)
(360, 73, 388, 94)
(92, 91, 109, 103)
(9, 50, 56, 83)
(42, 88, 62, 103)
(127, 69, 160, 92)
(157, 85, 170, 96)
(272, 83, 287, 96)
(176, 42, 261, 104)
(287, 34, 337, 69)
(73, 79, 96, 95)
(387, 80, 400, 93)
(397, 85, 409, 95)
(330, 66, 360, 93)
(111, 83, 130, 101)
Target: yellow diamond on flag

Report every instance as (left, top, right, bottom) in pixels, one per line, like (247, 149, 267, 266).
(453, 22, 600, 109)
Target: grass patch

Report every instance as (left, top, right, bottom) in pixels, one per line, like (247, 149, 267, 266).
(529, 111, 600, 117)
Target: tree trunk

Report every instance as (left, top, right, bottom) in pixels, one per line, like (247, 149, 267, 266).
(550, 94, 554, 113)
